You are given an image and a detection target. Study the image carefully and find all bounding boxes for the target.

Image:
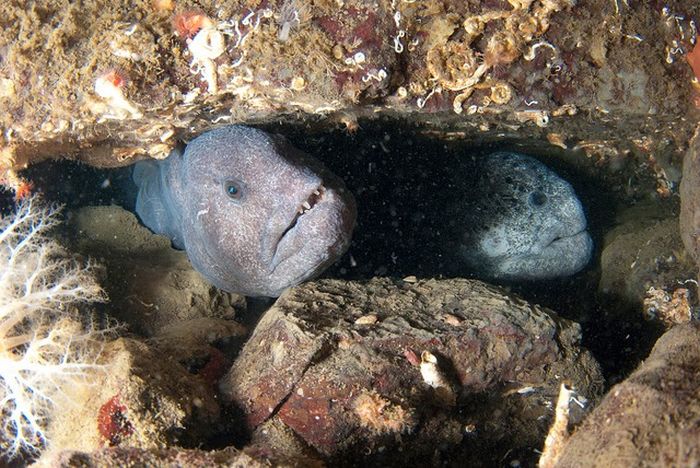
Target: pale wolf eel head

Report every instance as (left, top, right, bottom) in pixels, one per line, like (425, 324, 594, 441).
(180, 125, 356, 297)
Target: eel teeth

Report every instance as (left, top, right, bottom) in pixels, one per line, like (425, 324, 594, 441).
(298, 185, 326, 215)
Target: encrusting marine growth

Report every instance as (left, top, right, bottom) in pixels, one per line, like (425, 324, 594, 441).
(0, 196, 108, 459)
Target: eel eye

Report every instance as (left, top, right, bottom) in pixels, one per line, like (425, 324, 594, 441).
(529, 191, 547, 207)
(224, 180, 243, 200)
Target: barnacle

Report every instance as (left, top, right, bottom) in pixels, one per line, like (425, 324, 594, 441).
(426, 41, 479, 91)
(484, 30, 522, 67)
(490, 82, 513, 105)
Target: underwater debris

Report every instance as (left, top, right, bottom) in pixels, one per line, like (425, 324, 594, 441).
(538, 383, 575, 468)
(419, 350, 456, 406)
(92, 70, 142, 120)
(643, 286, 694, 327)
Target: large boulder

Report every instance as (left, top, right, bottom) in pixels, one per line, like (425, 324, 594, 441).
(221, 277, 603, 465)
(555, 322, 700, 467)
(599, 210, 696, 313)
(681, 125, 700, 271)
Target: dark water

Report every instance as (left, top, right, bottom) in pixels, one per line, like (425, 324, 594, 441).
(277, 119, 662, 382)
(15, 119, 663, 382)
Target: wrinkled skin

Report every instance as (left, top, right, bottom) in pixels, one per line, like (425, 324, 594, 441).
(454, 152, 592, 281)
(134, 125, 356, 297)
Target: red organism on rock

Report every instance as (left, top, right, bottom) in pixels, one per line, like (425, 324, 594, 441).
(687, 37, 700, 81)
(13, 180, 33, 201)
(99, 69, 127, 89)
(198, 347, 229, 387)
(403, 348, 420, 366)
(172, 11, 213, 39)
(97, 394, 134, 446)
(687, 37, 700, 108)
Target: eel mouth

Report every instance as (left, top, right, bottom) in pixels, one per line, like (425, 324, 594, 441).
(270, 184, 329, 271)
(492, 228, 593, 281)
(543, 227, 588, 250)
(279, 185, 326, 241)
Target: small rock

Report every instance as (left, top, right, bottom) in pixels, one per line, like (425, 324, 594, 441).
(599, 210, 696, 312)
(45, 338, 220, 453)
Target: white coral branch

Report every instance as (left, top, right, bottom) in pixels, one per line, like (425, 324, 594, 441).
(0, 196, 108, 459)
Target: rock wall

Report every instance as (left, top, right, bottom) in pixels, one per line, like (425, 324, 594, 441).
(0, 0, 698, 188)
